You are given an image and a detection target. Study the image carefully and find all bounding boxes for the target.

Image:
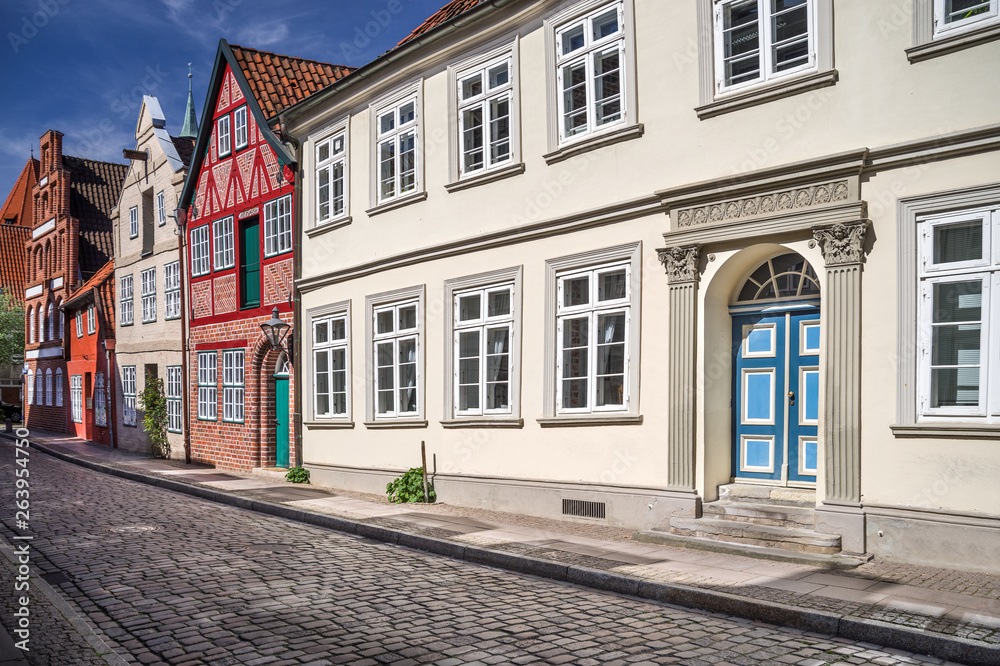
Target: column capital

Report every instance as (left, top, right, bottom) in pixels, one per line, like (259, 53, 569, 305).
(657, 245, 701, 284)
(812, 221, 869, 267)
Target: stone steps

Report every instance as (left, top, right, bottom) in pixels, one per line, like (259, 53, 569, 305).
(718, 483, 816, 507)
(702, 500, 816, 528)
(668, 516, 841, 554)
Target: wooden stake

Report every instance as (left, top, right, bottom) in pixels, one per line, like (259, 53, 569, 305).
(420, 440, 429, 503)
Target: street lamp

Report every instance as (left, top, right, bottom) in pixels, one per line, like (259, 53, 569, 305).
(260, 306, 292, 364)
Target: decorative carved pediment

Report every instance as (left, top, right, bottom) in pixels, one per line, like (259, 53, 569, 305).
(674, 180, 851, 229)
(657, 245, 701, 283)
(812, 221, 869, 266)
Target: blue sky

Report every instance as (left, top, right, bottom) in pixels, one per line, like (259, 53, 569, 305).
(0, 0, 446, 198)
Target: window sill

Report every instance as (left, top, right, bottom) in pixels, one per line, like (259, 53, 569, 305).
(305, 216, 353, 238)
(140, 250, 153, 258)
(305, 419, 355, 429)
(543, 124, 644, 165)
(906, 23, 1000, 62)
(891, 423, 1000, 439)
(537, 414, 643, 428)
(365, 192, 428, 217)
(445, 163, 525, 193)
(440, 417, 524, 429)
(364, 419, 428, 429)
(695, 70, 839, 120)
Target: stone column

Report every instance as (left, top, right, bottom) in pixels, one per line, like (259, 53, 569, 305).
(811, 221, 869, 554)
(657, 245, 702, 518)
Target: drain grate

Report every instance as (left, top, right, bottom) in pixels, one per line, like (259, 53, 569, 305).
(562, 499, 606, 519)
(105, 525, 160, 534)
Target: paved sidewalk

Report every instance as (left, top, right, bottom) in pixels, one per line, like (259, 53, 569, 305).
(12, 429, 1000, 664)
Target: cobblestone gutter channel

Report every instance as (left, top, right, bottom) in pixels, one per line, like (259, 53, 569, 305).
(12, 436, 1000, 666)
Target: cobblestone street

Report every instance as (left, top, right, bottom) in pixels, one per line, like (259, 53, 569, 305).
(0, 442, 967, 665)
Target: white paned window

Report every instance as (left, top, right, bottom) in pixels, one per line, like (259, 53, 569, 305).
(714, 0, 815, 93)
(556, 263, 631, 413)
(95, 372, 107, 427)
(263, 195, 292, 257)
(70, 375, 83, 423)
(141, 267, 156, 323)
(34, 372, 42, 407)
(555, 1, 626, 142)
(198, 352, 217, 420)
(75, 311, 82, 338)
(25, 370, 33, 406)
(28, 307, 34, 344)
(191, 225, 211, 276)
(315, 131, 347, 225)
(934, 0, 998, 36)
(234, 106, 248, 150)
(372, 300, 420, 419)
(167, 365, 183, 433)
(87, 304, 96, 334)
(47, 303, 54, 340)
(164, 261, 181, 320)
(44, 369, 52, 406)
(453, 284, 514, 415)
(313, 314, 349, 418)
(217, 114, 231, 157)
(222, 349, 245, 423)
(457, 56, 513, 176)
(213, 216, 235, 270)
(129, 205, 138, 239)
(55, 369, 62, 407)
(122, 366, 137, 426)
(375, 95, 419, 204)
(120, 275, 133, 325)
(156, 190, 166, 227)
(917, 207, 999, 422)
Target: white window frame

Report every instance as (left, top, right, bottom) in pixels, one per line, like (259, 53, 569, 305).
(314, 124, 349, 227)
(55, 368, 62, 407)
(233, 105, 248, 151)
(44, 369, 52, 406)
(444, 267, 523, 424)
(542, 242, 642, 423)
(213, 216, 235, 270)
(365, 285, 425, 424)
(916, 206, 999, 422)
(310, 305, 351, 421)
(70, 375, 83, 423)
(156, 190, 166, 227)
(712, 0, 817, 95)
(95, 372, 107, 428)
(263, 194, 293, 257)
(28, 307, 35, 344)
(87, 304, 96, 334)
(129, 205, 138, 239)
(190, 225, 211, 276)
(120, 275, 133, 326)
(34, 372, 42, 407)
(217, 114, 231, 157)
(75, 311, 82, 338)
(166, 365, 183, 433)
(164, 261, 181, 320)
(198, 352, 217, 421)
(454, 50, 516, 178)
(141, 267, 157, 324)
(370, 83, 423, 208)
(934, 0, 999, 37)
(47, 303, 54, 341)
(122, 366, 137, 427)
(222, 349, 245, 423)
(25, 370, 32, 406)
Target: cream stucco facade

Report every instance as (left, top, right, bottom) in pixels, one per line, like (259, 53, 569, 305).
(112, 97, 191, 458)
(286, 0, 1000, 571)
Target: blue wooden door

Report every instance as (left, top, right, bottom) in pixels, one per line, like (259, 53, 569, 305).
(731, 306, 819, 485)
(275, 374, 289, 468)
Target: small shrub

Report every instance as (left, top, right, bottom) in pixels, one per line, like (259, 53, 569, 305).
(285, 466, 310, 484)
(138, 376, 169, 459)
(386, 467, 435, 504)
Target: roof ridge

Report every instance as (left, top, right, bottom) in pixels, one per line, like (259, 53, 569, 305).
(63, 154, 128, 169)
(229, 43, 353, 71)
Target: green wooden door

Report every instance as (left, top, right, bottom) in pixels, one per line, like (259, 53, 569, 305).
(275, 374, 289, 468)
(241, 218, 260, 308)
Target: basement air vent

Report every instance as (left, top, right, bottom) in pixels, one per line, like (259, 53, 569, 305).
(562, 499, 606, 519)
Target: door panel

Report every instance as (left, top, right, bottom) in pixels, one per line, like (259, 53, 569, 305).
(241, 218, 260, 309)
(787, 310, 820, 483)
(275, 375, 289, 468)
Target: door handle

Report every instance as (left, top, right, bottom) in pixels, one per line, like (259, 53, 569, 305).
(788, 391, 796, 406)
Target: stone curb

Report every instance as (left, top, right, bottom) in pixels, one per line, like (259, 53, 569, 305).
(20, 436, 1000, 666)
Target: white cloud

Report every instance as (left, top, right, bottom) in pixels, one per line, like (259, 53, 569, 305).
(235, 22, 290, 47)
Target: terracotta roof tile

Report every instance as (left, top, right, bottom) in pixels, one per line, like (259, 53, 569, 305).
(0, 225, 29, 294)
(0, 159, 38, 229)
(398, 0, 485, 46)
(63, 260, 114, 309)
(62, 156, 127, 279)
(229, 44, 353, 119)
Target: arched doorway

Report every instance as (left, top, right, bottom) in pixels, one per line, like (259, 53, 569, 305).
(729, 252, 820, 487)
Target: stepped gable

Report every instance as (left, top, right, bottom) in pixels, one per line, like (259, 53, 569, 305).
(62, 155, 127, 278)
(229, 44, 353, 120)
(0, 225, 30, 294)
(0, 158, 39, 227)
(171, 135, 196, 167)
(397, 0, 484, 45)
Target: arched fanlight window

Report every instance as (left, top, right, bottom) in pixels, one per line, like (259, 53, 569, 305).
(736, 253, 820, 302)
(275, 351, 290, 375)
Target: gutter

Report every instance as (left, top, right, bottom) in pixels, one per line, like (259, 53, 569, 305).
(176, 213, 192, 465)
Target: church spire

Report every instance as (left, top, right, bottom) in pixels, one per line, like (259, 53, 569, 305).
(179, 63, 198, 140)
